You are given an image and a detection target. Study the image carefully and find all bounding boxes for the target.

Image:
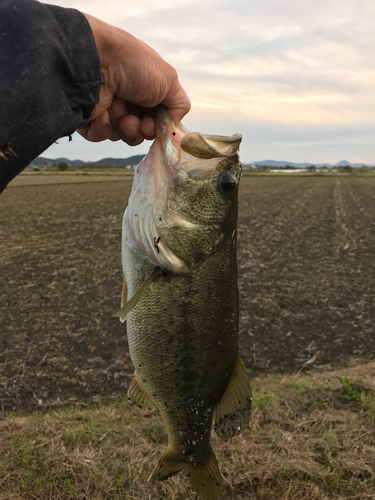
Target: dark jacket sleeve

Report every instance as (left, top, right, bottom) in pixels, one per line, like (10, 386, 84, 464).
(0, 0, 102, 192)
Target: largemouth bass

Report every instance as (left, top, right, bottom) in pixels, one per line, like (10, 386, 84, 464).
(115, 107, 251, 500)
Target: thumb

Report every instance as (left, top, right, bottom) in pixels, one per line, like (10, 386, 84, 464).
(161, 84, 191, 125)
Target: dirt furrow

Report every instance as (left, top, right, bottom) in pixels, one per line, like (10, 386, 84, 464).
(1, 175, 374, 414)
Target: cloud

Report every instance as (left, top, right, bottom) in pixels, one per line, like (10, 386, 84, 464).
(40, 0, 375, 163)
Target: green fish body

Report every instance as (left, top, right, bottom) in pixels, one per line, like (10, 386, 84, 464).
(117, 108, 251, 500)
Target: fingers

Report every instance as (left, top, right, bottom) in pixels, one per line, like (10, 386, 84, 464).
(78, 103, 175, 144)
(118, 114, 144, 146)
(77, 109, 113, 142)
(108, 97, 126, 141)
(139, 114, 156, 140)
(161, 78, 191, 126)
(80, 99, 155, 145)
(109, 100, 155, 143)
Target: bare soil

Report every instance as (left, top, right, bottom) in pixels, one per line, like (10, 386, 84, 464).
(1, 174, 375, 414)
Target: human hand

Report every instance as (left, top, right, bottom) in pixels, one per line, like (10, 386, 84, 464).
(78, 14, 190, 145)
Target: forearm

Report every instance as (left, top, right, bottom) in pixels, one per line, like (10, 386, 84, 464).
(0, 0, 102, 192)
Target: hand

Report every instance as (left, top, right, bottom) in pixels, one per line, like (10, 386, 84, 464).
(78, 14, 190, 145)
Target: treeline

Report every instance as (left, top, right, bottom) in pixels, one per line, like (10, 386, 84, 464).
(58, 162, 133, 171)
(252, 165, 375, 173)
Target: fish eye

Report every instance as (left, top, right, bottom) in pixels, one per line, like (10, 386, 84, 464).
(218, 172, 237, 194)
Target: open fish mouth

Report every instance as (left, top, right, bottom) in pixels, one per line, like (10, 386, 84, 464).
(123, 106, 242, 273)
(155, 106, 242, 175)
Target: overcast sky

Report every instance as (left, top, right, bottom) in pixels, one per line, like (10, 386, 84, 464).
(42, 0, 375, 164)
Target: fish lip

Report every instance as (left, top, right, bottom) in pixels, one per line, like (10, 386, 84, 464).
(152, 106, 187, 170)
(153, 105, 189, 135)
(153, 106, 176, 135)
(152, 106, 242, 176)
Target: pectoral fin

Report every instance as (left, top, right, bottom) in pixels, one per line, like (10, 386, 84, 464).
(127, 372, 154, 410)
(113, 267, 163, 320)
(117, 279, 128, 323)
(213, 355, 252, 439)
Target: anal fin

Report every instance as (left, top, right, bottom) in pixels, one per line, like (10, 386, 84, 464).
(127, 372, 154, 410)
(213, 354, 252, 439)
(151, 446, 223, 500)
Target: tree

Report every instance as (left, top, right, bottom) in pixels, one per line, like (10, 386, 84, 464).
(57, 162, 69, 171)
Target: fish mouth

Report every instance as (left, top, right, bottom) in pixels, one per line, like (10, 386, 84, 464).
(154, 106, 242, 175)
(123, 107, 242, 273)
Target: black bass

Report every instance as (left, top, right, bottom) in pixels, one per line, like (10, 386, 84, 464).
(115, 107, 251, 500)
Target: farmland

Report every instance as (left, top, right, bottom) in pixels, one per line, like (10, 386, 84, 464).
(0, 173, 375, 499)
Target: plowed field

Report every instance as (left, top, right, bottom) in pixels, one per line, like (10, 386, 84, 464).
(1, 174, 374, 414)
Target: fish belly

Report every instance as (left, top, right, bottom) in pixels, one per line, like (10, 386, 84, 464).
(123, 234, 239, 458)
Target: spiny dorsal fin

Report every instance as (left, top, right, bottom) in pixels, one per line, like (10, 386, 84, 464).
(213, 355, 252, 439)
(127, 372, 154, 410)
(113, 267, 162, 320)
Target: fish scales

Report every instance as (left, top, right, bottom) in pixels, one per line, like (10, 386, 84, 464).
(117, 107, 252, 500)
(124, 236, 238, 437)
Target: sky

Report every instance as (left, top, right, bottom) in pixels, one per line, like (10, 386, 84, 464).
(42, 0, 375, 164)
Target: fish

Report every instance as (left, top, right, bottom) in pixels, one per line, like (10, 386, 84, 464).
(115, 106, 252, 500)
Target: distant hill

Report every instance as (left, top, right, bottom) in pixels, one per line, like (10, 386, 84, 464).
(251, 159, 313, 168)
(29, 155, 145, 168)
(249, 159, 374, 168)
(30, 157, 84, 167)
(333, 160, 371, 168)
(29, 156, 374, 169)
(88, 155, 145, 166)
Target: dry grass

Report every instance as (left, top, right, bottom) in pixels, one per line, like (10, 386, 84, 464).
(1, 362, 374, 500)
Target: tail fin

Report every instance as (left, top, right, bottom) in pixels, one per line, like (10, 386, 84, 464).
(186, 447, 223, 500)
(151, 447, 182, 482)
(151, 446, 223, 500)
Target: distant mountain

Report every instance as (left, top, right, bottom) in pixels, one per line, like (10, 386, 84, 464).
(29, 156, 374, 169)
(87, 155, 145, 166)
(335, 160, 351, 167)
(251, 160, 312, 168)
(249, 159, 374, 168)
(29, 155, 145, 168)
(333, 160, 371, 168)
(30, 157, 84, 167)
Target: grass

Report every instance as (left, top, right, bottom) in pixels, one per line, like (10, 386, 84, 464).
(0, 362, 374, 499)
